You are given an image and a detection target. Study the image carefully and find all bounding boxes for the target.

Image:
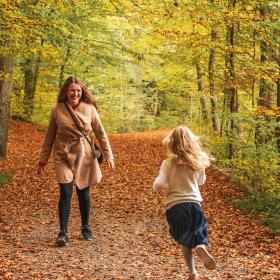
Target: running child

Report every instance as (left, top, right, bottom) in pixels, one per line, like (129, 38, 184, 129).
(153, 126, 216, 280)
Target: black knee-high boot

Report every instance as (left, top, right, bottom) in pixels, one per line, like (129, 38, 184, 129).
(58, 182, 73, 233)
(76, 186, 90, 227)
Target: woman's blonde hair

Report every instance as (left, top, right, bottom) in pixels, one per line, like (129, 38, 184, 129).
(57, 76, 97, 108)
(163, 126, 210, 170)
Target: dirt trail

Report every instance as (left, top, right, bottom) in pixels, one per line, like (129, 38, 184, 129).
(0, 122, 279, 280)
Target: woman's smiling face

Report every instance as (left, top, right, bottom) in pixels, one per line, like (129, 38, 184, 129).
(66, 83, 82, 106)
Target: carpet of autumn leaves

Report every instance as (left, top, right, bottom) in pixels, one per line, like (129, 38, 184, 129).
(0, 121, 279, 280)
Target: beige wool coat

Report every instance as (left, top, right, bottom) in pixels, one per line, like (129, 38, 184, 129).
(39, 101, 113, 189)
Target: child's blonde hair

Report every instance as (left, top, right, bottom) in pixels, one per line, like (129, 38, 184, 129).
(163, 126, 210, 170)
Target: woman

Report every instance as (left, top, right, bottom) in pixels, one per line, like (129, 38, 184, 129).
(38, 76, 115, 246)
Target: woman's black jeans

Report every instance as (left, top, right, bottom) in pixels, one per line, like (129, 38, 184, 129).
(58, 182, 90, 233)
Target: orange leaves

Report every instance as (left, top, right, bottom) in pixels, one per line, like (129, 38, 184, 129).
(0, 122, 279, 279)
(250, 105, 279, 117)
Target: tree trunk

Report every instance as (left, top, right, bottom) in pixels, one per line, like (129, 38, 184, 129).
(276, 77, 280, 153)
(225, 0, 238, 159)
(22, 40, 43, 119)
(59, 45, 71, 88)
(0, 55, 13, 159)
(195, 62, 208, 122)
(208, 29, 220, 133)
(32, 40, 43, 99)
(251, 29, 256, 107)
(208, 0, 220, 133)
(258, 40, 270, 108)
(152, 90, 159, 116)
(255, 6, 271, 149)
(22, 58, 34, 119)
(220, 84, 228, 137)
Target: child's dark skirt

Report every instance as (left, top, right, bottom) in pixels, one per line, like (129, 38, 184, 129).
(166, 202, 208, 249)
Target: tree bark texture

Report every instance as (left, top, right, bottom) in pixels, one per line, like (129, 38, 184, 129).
(22, 40, 43, 119)
(258, 7, 271, 108)
(258, 40, 270, 108)
(255, 6, 272, 149)
(195, 62, 208, 122)
(276, 77, 280, 153)
(251, 29, 256, 107)
(0, 55, 13, 159)
(224, 0, 238, 159)
(59, 45, 71, 89)
(208, 28, 220, 133)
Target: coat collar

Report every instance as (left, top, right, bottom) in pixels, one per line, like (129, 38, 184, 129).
(64, 101, 84, 130)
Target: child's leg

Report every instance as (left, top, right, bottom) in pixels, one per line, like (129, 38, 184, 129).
(182, 246, 196, 274)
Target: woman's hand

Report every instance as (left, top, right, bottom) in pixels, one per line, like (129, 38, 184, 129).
(107, 159, 115, 173)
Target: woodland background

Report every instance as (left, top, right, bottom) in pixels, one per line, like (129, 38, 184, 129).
(0, 0, 279, 234)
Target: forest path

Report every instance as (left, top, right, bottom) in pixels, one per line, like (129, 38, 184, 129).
(0, 122, 279, 280)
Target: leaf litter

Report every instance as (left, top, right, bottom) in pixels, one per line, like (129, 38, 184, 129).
(0, 121, 279, 279)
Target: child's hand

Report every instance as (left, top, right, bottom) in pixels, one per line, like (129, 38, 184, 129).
(153, 180, 163, 191)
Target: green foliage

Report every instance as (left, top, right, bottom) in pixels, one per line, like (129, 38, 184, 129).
(233, 194, 280, 235)
(0, 173, 10, 188)
(201, 112, 280, 234)
(11, 89, 57, 126)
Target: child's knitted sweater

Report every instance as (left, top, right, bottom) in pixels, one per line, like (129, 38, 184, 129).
(153, 158, 206, 209)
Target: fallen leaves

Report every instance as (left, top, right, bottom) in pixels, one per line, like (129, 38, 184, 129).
(0, 121, 279, 279)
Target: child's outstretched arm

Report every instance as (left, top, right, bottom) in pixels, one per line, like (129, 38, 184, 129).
(153, 159, 170, 190)
(197, 168, 206, 186)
